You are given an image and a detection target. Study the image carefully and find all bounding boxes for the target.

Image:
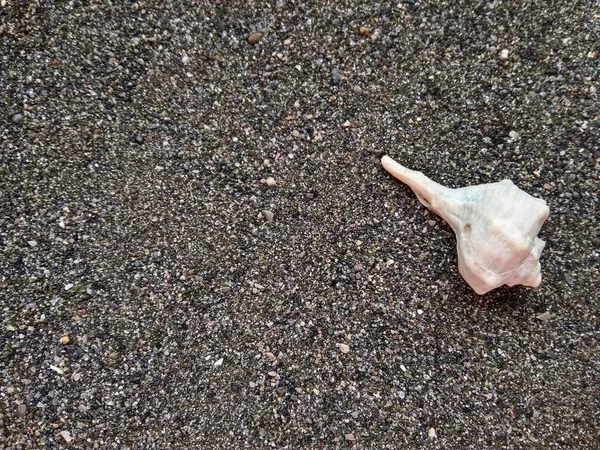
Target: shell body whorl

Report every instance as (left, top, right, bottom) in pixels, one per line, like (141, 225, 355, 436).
(382, 155, 549, 295)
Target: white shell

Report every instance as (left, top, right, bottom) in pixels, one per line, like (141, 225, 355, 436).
(382, 155, 550, 295)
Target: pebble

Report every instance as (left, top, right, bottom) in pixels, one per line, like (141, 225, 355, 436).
(27, 240, 37, 247)
(247, 32, 261, 45)
(345, 433, 356, 442)
(265, 177, 276, 186)
(261, 210, 274, 222)
(264, 352, 276, 361)
(593, 238, 600, 248)
(337, 343, 350, 354)
(536, 312, 554, 322)
(509, 130, 519, 139)
(60, 335, 70, 345)
(352, 85, 363, 94)
(359, 26, 369, 36)
(78, 404, 89, 413)
(12, 113, 23, 124)
(564, 274, 575, 286)
(134, 133, 144, 144)
(283, 38, 291, 45)
(59, 430, 73, 444)
(428, 427, 437, 439)
(214, 358, 224, 367)
(353, 263, 364, 272)
(331, 68, 341, 86)
(17, 403, 26, 417)
(343, 120, 351, 127)
(499, 49, 509, 59)
(181, 55, 190, 64)
(292, 129, 300, 137)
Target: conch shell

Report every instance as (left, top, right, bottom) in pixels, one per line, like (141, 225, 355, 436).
(382, 155, 550, 295)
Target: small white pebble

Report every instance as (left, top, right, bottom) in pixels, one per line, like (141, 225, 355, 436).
(214, 358, 223, 367)
(428, 427, 437, 439)
(60, 430, 74, 444)
(50, 365, 65, 375)
(27, 240, 37, 247)
(181, 55, 190, 64)
(499, 49, 509, 59)
(509, 130, 519, 139)
(265, 177, 276, 186)
(337, 343, 350, 354)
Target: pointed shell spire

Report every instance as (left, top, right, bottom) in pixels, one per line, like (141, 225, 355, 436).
(382, 155, 549, 295)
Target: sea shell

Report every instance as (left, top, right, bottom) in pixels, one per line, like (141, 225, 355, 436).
(381, 155, 550, 295)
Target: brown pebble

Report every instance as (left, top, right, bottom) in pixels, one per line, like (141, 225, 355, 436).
(17, 403, 27, 417)
(248, 32, 261, 45)
(359, 26, 369, 36)
(60, 335, 70, 345)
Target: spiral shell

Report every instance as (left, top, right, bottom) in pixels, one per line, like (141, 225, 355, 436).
(382, 155, 550, 295)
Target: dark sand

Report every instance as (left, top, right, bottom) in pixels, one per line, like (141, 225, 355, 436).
(1, 1, 599, 448)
